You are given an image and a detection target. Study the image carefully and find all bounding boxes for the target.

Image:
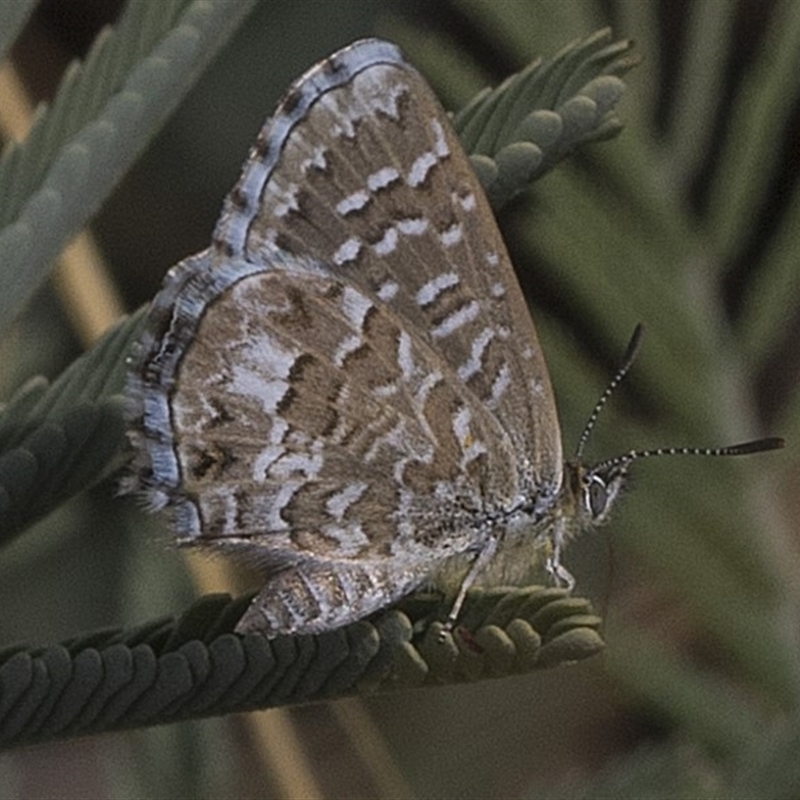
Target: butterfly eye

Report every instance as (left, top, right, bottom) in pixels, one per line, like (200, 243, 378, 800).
(585, 475, 608, 519)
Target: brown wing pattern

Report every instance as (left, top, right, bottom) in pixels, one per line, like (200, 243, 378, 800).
(129, 39, 564, 635)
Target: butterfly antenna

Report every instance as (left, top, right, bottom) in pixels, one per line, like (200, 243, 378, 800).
(575, 323, 645, 460)
(592, 437, 785, 473)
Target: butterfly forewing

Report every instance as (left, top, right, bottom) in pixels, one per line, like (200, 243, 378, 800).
(215, 40, 563, 494)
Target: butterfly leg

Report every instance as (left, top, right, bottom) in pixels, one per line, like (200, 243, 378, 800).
(545, 525, 575, 590)
(440, 535, 499, 638)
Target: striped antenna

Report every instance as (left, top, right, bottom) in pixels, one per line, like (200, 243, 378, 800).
(593, 437, 785, 473)
(576, 325, 785, 466)
(575, 323, 644, 459)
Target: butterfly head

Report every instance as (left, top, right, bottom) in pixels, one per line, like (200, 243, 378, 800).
(552, 324, 785, 546)
(550, 324, 643, 539)
(562, 457, 629, 532)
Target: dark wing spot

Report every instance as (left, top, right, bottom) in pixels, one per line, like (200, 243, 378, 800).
(281, 86, 304, 116)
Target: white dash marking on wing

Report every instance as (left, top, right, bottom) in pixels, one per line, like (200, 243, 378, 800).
(452, 405, 487, 468)
(365, 420, 405, 464)
(322, 92, 358, 138)
(440, 223, 463, 248)
(408, 150, 438, 187)
(376, 280, 399, 302)
(300, 147, 327, 173)
(397, 330, 414, 380)
(456, 191, 476, 211)
(368, 166, 400, 191)
(489, 362, 511, 406)
(336, 190, 370, 216)
(373, 226, 398, 256)
(462, 438, 487, 468)
(252, 414, 292, 480)
(267, 483, 303, 531)
(321, 522, 370, 557)
(273, 183, 300, 217)
(431, 118, 449, 157)
(270, 416, 289, 445)
(355, 69, 408, 119)
(416, 272, 459, 307)
(341, 286, 373, 329)
(431, 300, 480, 338)
(452, 406, 472, 443)
(253, 445, 284, 482)
(326, 482, 369, 521)
(334, 334, 364, 366)
(333, 236, 362, 265)
(229, 335, 296, 413)
(414, 370, 442, 407)
(372, 383, 398, 398)
(271, 443, 324, 479)
(397, 217, 428, 236)
(457, 327, 495, 381)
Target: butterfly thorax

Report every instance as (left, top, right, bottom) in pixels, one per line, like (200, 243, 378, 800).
(506, 458, 628, 590)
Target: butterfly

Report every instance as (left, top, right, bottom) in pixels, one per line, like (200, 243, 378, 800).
(126, 39, 783, 638)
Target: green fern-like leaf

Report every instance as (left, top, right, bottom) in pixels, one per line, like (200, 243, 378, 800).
(0, 0, 37, 62)
(0, 0, 258, 332)
(0, 587, 602, 749)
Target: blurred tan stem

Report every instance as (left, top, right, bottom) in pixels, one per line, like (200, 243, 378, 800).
(0, 58, 124, 346)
